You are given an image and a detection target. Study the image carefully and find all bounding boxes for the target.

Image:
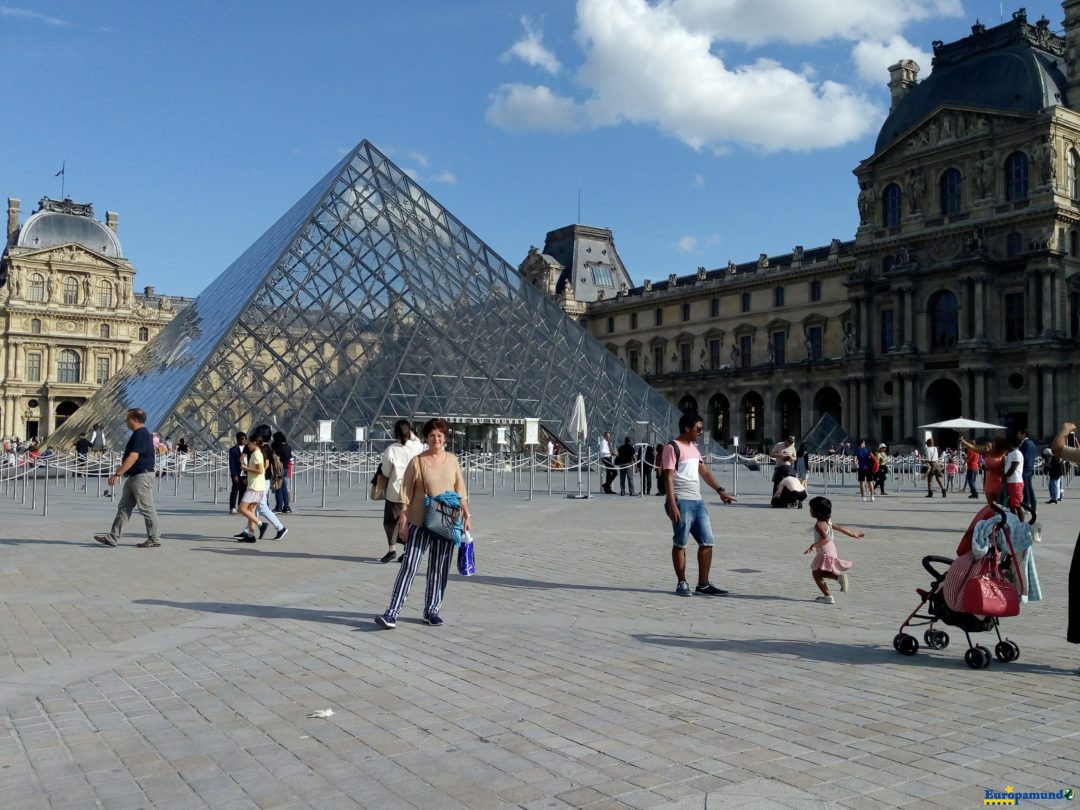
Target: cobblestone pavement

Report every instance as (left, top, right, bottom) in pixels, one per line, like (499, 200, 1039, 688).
(0, 468, 1077, 809)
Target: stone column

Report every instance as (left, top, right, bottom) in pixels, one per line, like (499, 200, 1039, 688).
(44, 395, 54, 436)
(892, 374, 904, 443)
(909, 374, 921, 442)
(1043, 271, 1055, 336)
(1025, 272, 1039, 338)
(973, 279, 985, 341)
(859, 378, 870, 440)
(1042, 366, 1055, 439)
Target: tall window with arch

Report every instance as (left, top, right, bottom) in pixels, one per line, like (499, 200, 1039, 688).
(1069, 149, 1080, 200)
(138, 326, 149, 341)
(929, 290, 959, 350)
(99, 323, 110, 339)
(1005, 151, 1029, 201)
(27, 273, 45, 302)
(97, 280, 113, 307)
(939, 168, 962, 215)
(882, 183, 902, 227)
(62, 277, 79, 305)
(30, 318, 41, 335)
(57, 349, 81, 383)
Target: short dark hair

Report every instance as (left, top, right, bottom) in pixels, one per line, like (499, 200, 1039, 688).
(236, 432, 247, 440)
(809, 496, 832, 520)
(126, 408, 146, 424)
(422, 418, 450, 439)
(678, 413, 703, 433)
(249, 424, 272, 444)
(394, 419, 413, 442)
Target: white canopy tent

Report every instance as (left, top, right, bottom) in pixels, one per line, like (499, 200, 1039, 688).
(919, 418, 1006, 431)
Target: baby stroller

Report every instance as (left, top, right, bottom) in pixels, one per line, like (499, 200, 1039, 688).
(893, 504, 1023, 669)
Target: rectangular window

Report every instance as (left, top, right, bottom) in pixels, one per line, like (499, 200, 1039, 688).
(26, 352, 41, 382)
(681, 302, 690, 321)
(771, 331, 785, 365)
(591, 264, 614, 288)
(739, 334, 751, 369)
(654, 307, 663, 326)
(680, 342, 691, 372)
(1005, 293, 1025, 342)
(880, 309, 894, 352)
(628, 349, 639, 374)
(653, 346, 664, 375)
(607, 316, 614, 333)
(630, 312, 637, 330)
(709, 338, 721, 370)
(741, 292, 751, 313)
(773, 287, 785, 308)
(810, 280, 822, 302)
(808, 326, 823, 361)
(95, 356, 110, 384)
(710, 298, 719, 317)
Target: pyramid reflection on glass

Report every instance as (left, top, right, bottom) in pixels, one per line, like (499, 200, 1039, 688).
(48, 141, 676, 449)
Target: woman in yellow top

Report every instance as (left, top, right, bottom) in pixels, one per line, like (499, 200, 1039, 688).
(1051, 421, 1080, 645)
(376, 418, 471, 629)
(236, 430, 267, 543)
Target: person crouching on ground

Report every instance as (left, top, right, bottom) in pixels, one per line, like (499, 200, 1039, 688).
(376, 418, 471, 629)
(661, 413, 736, 597)
(771, 464, 807, 508)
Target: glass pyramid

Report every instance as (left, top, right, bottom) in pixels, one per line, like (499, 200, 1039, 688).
(48, 141, 677, 449)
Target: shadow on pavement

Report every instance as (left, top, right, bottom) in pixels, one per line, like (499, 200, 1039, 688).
(632, 633, 1076, 674)
(191, 546, 382, 564)
(133, 598, 380, 628)
(0, 537, 96, 547)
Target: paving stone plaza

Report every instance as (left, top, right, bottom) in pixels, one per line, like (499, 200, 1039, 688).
(0, 467, 1077, 809)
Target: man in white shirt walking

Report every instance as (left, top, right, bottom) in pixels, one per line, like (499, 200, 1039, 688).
(379, 420, 424, 563)
(599, 431, 617, 495)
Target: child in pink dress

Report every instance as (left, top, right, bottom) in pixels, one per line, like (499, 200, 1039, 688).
(805, 496, 864, 604)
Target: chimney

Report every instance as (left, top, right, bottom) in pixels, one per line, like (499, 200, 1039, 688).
(105, 211, 118, 232)
(887, 59, 920, 111)
(7, 197, 20, 239)
(144, 285, 155, 297)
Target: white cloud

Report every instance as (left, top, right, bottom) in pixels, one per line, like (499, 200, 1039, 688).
(486, 83, 585, 133)
(852, 35, 933, 85)
(692, 173, 705, 187)
(502, 16, 562, 75)
(402, 167, 420, 180)
(0, 5, 71, 26)
(430, 170, 458, 184)
(676, 235, 699, 252)
(409, 150, 430, 167)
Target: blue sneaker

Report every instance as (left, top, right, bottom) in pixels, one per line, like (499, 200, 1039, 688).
(375, 613, 396, 629)
(423, 614, 444, 626)
(695, 582, 729, 596)
(675, 581, 692, 597)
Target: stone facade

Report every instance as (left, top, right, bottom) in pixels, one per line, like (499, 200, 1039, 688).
(530, 8, 1080, 451)
(1, 197, 189, 440)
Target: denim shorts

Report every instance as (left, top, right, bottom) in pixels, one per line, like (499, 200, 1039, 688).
(665, 498, 715, 548)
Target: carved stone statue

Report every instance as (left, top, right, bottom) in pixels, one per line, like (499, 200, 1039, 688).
(842, 326, 856, 356)
(699, 348, 707, 370)
(10, 270, 20, 297)
(667, 273, 678, 288)
(756, 253, 769, 270)
(121, 278, 131, 306)
(729, 344, 740, 366)
(696, 265, 707, 281)
(727, 260, 737, 275)
(766, 341, 776, 364)
(792, 245, 804, 263)
(905, 168, 925, 214)
(897, 243, 913, 265)
(974, 150, 994, 198)
(804, 335, 814, 362)
(45, 275, 54, 302)
(82, 278, 92, 303)
(643, 279, 652, 292)
(1037, 136, 1058, 186)
(857, 182, 875, 224)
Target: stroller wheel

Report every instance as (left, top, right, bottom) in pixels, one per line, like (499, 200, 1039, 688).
(893, 633, 904, 651)
(975, 645, 992, 668)
(995, 640, 1019, 663)
(896, 634, 919, 656)
(923, 630, 934, 648)
(932, 630, 949, 650)
(964, 647, 985, 669)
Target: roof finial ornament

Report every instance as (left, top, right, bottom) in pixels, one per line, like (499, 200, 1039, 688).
(971, 19, 985, 36)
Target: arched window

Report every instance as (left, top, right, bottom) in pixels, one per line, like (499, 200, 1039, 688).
(62, 277, 79, 304)
(1069, 150, 1079, 200)
(97, 281, 113, 307)
(99, 324, 110, 339)
(30, 318, 41, 335)
(57, 350, 81, 383)
(939, 168, 962, 215)
(1005, 151, 1029, 201)
(881, 183, 902, 227)
(929, 290, 959, 350)
(138, 327, 149, 341)
(27, 273, 45, 302)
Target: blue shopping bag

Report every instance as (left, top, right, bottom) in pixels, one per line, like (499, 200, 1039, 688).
(457, 534, 476, 576)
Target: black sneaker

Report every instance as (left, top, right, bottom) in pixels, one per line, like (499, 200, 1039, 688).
(423, 614, 444, 626)
(379, 550, 397, 564)
(136, 539, 161, 548)
(94, 534, 117, 547)
(675, 581, 692, 597)
(695, 582, 729, 596)
(237, 534, 256, 543)
(233, 531, 250, 539)
(274, 527, 288, 540)
(375, 613, 396, 629)
(258, 522, 269, 539)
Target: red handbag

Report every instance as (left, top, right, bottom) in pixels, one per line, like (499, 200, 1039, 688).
(962, 543, 1020, 617)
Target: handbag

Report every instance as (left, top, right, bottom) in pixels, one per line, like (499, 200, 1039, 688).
(457, 535, 476, 576)
(962, 544, 1020, 617)
(418, 460, 463, 542)
(369, 467, 388, 501)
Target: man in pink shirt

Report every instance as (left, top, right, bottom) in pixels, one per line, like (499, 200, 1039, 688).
(661, 413, 736, 597)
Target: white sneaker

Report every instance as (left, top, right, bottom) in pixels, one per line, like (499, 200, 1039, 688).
(861, 496, 867, 502)
(838, 574, 850, 593)
(815, 595, 835, 604)
(870, 494, 875, 502)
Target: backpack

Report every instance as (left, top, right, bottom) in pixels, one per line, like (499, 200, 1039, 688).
(870, 453, 880, 474)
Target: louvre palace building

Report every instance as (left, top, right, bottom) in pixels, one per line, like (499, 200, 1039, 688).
(0, 197, 190, 440)
(521, 7, 1080, 451)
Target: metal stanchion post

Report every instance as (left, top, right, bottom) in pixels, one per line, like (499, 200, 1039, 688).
(320, 452, 327, 509)
(42, 458, 49, 516)
(336, 453, 341, 498)
(529, 453, 534, 502)
(31, 462, 37, 511)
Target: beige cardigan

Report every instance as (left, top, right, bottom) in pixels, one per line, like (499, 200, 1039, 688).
(400, 453, 467, 527)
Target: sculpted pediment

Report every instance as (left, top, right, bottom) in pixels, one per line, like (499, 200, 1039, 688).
(18, 243, 121, 269)
(866, 106, 1034, 167)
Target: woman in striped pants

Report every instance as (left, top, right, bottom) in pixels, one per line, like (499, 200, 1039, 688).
(376, 418, 471, 629)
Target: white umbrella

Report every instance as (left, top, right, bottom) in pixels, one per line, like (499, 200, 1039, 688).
(566, 394, 589, 499)
(919, 418, 1006, 430)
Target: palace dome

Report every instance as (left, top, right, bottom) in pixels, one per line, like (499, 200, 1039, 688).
(15, 198, 122, 258)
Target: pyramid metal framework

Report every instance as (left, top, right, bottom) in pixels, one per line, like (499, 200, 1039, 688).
(49, 141, 678, 450)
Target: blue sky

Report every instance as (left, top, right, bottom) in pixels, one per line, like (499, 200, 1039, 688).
(1, 0, 1066, 297)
